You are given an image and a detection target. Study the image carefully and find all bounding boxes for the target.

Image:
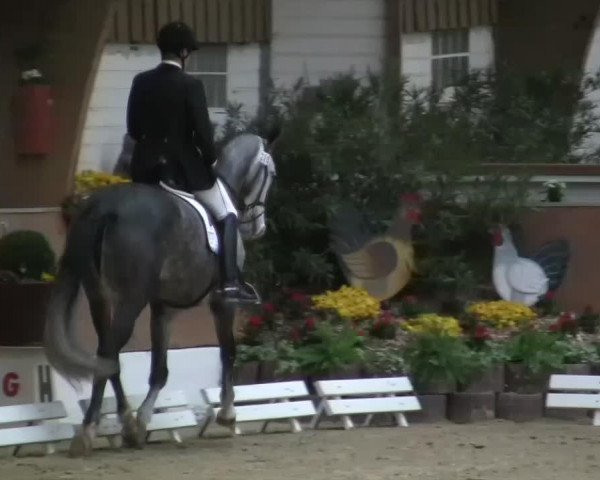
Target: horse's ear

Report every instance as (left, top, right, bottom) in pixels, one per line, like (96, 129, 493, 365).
(264, 124, 282, 152)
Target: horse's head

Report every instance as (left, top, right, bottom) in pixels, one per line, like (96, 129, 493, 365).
(214, 132, 278, 240)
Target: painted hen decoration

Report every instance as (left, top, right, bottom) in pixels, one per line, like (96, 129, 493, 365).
(329, 194, 422, 301)
(492, 225, 570, 306)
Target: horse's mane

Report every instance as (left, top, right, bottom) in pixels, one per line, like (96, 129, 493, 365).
(214, 133, 263, 194)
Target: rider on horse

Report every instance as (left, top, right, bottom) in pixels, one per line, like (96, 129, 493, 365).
(126, 21, 257, 304)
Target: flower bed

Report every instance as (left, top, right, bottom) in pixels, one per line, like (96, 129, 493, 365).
(234, 286, 600, 423)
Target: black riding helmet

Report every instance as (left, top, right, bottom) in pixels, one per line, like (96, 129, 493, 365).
(156, 21, 199, 57)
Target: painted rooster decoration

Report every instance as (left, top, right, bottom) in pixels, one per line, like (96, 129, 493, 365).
(329, 194, 422, 301)
(491, 225, 570, 306)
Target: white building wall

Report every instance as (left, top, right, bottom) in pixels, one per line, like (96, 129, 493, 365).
(401, 26, 495, 89)
(77, 43, 261, 173)
(577, 8, 600, 160)
(270, 0, 386, 89)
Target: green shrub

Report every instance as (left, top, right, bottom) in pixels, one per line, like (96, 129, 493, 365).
(0, 230, 56, 281)
(220, 69, 600, 296)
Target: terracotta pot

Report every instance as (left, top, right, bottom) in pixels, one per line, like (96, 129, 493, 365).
(504, 363, 549, 393)
(407, 394, 448, 423)
(233, 361, 259, 385)
(459, 365, 505, 393)
(448, 392, 495, 423)
(496, 392, 544, 422)
(0, 282, 53, 346)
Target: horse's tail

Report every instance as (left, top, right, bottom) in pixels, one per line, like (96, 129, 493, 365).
(43, 206, 118, 381)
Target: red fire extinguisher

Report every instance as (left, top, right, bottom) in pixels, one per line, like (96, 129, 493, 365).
(13, 84, 55, 155)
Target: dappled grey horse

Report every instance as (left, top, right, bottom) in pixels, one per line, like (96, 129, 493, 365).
(44, 133, 277, 457)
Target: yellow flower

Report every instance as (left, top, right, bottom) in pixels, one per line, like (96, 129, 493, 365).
(403, 313, 462, 337)
(74, 170, 130, 195)
(466, 300, 536, 330)
(41, 272, 56, 282)
(313, 285, 381, 321)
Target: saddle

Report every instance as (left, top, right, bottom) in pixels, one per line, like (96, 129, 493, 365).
(159, 182, 220, 254)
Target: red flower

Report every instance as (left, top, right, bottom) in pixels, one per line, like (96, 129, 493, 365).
(405, 207, 423, 225)
(401, 192, 422, 204)
(263, 303, 277, 314)
(403, 295, 418, 305)
(357, 330, 366, 337)
(290, 328, 302, 343)
(290, 292, 309, 304)
(474, 325, 491, 341)
(545, 291, 556, 301)
(549, 323, 559, 333)
(379, 310, 394, 326)
(305, 317, 316, 330)
(248, 315, 264, 328)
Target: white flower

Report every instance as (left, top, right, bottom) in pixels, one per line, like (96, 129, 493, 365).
(330, 173, 339, 182)
(543, 179, 566, 190)
(21, 69, 43, 81)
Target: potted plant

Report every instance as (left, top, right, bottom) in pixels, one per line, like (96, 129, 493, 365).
(0, 230, 57, 345)
(234, 343, 279, 385)
(545, 336, 598, 421)
(543, 179, 566, 203)
(361, 339, 407, 378)
(403, 332, 472, 423)
(279, 321, 365, 388)
(402, 313, 463, 393)
(61, 170, 131, 227)
(577, 306, 600, 334)
(499, 329, 565, 421)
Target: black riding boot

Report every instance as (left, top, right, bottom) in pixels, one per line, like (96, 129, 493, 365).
(216, 214, 258, 304)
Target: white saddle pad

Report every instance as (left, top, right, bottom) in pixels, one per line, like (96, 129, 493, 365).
(159, 182, 219, 254)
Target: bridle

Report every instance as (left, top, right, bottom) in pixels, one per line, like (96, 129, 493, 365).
(221, 145, 276, 226)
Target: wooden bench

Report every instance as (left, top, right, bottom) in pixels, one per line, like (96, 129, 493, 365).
(200, 381, 316, 435)
(546, 374, 600, 426)
(311, 377, 421, 430)
(0, 401, 75, 455)
(78, 390, 197, 446)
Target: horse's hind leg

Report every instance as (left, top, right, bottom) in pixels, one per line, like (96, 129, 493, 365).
(209, 297, 237, 431)
(69, 295, 143, 457)
(135, 303, 175, 447)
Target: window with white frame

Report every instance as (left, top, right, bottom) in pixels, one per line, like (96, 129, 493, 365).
(186, 45, 228, 109)
(431, 29, 470, 92)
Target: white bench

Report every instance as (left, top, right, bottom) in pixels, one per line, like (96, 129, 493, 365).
(546, 374, 600, 426)
(200, 381, 316, 435)
(0, 401, 75, 455)
(311, 377, 421, 430)
(78, 390, 197, 446)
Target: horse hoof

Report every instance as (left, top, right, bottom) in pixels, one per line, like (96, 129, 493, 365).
(121, 412, 141, 449)
(216, 414, 237, 432)
(68, 434, 93, 458)
(122, 424, 145, 449)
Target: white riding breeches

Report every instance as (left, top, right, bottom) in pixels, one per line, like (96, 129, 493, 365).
(193, 179, 237, 221)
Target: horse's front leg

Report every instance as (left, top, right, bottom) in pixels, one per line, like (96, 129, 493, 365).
(209, 297, 237, 431)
